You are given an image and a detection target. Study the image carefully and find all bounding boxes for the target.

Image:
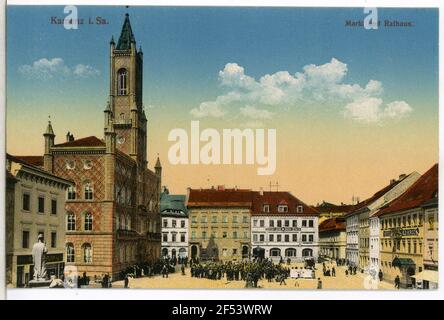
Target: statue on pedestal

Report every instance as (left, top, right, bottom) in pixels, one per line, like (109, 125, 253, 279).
(32, 234, 48, 281)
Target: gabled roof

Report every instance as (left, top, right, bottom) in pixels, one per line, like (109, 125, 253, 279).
(344, 177, 406, 218)
(319, 217, 346, 233)
(10, 155, 44, 167)
(375, 164, 438, 217)
(252, 191, 319, 216)
(116, 13, 135, 50)
(53, 136, 105, 148)
(187, 188, 257, 208)
(313, 201, 356, 214)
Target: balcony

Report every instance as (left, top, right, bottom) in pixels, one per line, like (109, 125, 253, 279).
(116, 229, 139, 240)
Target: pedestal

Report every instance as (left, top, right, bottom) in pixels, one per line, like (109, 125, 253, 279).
(28, 279, 52, 288)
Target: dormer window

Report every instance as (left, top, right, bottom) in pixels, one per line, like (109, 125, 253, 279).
(117, 68, 128, 95)
(263, 204, 270, 213)
(277, 205, 288, 213)
(297, 205, 304, 213)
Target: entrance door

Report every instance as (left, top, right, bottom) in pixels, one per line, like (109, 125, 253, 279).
(16, 266, 24, 287)
(191, 245, 198, 259)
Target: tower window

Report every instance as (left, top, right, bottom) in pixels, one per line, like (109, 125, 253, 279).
(117, 69, 128, 95)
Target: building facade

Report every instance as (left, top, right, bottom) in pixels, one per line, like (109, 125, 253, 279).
(251, 191, 319, 262)
(421, 197, 438, 289)
(376, 164, 438, 288)
(13, 14, 162, 279)
(345, 172, 420, 272)
(187, 187, 254, 262)
(6, 155, 73, 287)
(313, 201, 355, 224)
(368, 172, 420, 274)
(160, 188, 188, 259)
(345, 214, 359, 267)
(319, 217, 346, 261)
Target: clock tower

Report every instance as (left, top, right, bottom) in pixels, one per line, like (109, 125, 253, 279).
(106, 13, 147, 167)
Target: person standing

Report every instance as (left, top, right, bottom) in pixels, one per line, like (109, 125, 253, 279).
(332, 267, 336, 277)
(378, 270, 383, 282)
(395, 275, 401, 289)
(124, 274, 129, 288)
(317, 278, 323, 289)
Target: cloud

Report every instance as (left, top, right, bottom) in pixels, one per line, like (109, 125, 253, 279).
(343, 98, 413, 123)
(240, 105, 273, 120)
(190, 58, 412, 124)
(73, 64, 100, 78)
(19, 58, 100, 79)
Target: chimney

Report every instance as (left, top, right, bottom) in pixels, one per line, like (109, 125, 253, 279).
(259, 187, 264, 196)
(390, 179, 396, 185)
(66, 131, 71, 142)
(399, 174, 407, 180)
(217, 185, 225, 191)
(69, 133, 75, 142)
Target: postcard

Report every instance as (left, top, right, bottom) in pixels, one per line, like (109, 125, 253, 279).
(3, 1, 439, 296)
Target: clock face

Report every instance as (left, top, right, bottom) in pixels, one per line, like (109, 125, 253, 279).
(117, 135, 125, 144)
(65, 160, 75, 170)
(83, 160, 92, 170)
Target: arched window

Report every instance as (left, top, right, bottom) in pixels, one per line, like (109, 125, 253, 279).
(82, 243, 92, 263)
(84, 212, 93, 231)
(117, 69, 128, 95)
(67, 213, 76, 231)
(84, 181, 93, 200)
(120, 214, 125, 230)
(66, 243, 75, 262)
(126, 215, 131, 230)
(67, 186, 76, 200)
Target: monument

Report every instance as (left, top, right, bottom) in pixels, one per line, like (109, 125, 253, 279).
(29, 234, 52, 288)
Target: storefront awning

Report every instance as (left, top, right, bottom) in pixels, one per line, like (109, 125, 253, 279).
(412, 270, 439, 283)
(392, 257, 415, 267)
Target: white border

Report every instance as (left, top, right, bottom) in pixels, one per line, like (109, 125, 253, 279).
(1, 0, 443, 300)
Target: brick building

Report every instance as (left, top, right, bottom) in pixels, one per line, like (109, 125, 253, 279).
(13, 14, 162, 279)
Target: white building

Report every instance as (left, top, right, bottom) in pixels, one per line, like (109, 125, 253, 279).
(160, 189, 188, 259)
(251, 191, 319, 262)
(345, 214, 359, 266)
(6, 154, 73, 287)
(345, 172, 420, 270)
(368, 172, 420, 273)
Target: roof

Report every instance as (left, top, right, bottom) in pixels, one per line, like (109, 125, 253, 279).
(376, 164, 438, 217)
(116, 13, 135, 50)
(344, 177, 406, 218)
(313, 201, 355, 214)
(187, 188, 257, 208)
(53, 136, 105, 148)
(6, 154, 74, 186)
(319, 217, 346, 233)
(252, 191, 319, 216)
(160, 193, 188, 217)
(10, 155, 44, 167)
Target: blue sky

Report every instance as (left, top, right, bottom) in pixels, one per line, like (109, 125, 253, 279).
(7, 6, 438, 111)
(6, 6, 439, 203)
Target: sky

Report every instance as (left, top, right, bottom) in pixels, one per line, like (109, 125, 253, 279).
(6, 6, 438, 204)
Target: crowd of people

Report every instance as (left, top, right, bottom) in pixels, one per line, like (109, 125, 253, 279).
(189, 259, 291, 288)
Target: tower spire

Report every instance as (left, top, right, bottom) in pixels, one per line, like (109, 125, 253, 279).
(116, 13, 135, 50)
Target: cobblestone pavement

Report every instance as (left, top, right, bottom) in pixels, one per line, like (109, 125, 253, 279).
(112, 262, 396, 290)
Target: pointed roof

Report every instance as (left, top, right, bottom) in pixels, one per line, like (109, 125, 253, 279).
(375, 164, 438, 217)
(155, 156, 162, 169)
(44, 120, 55, 136)
(116, 13, 135, 50)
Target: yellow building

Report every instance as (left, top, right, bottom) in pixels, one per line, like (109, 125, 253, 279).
(376, 164, 437, 288)
(313, 201, 355, 224)
(187, 187, 254, 261)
